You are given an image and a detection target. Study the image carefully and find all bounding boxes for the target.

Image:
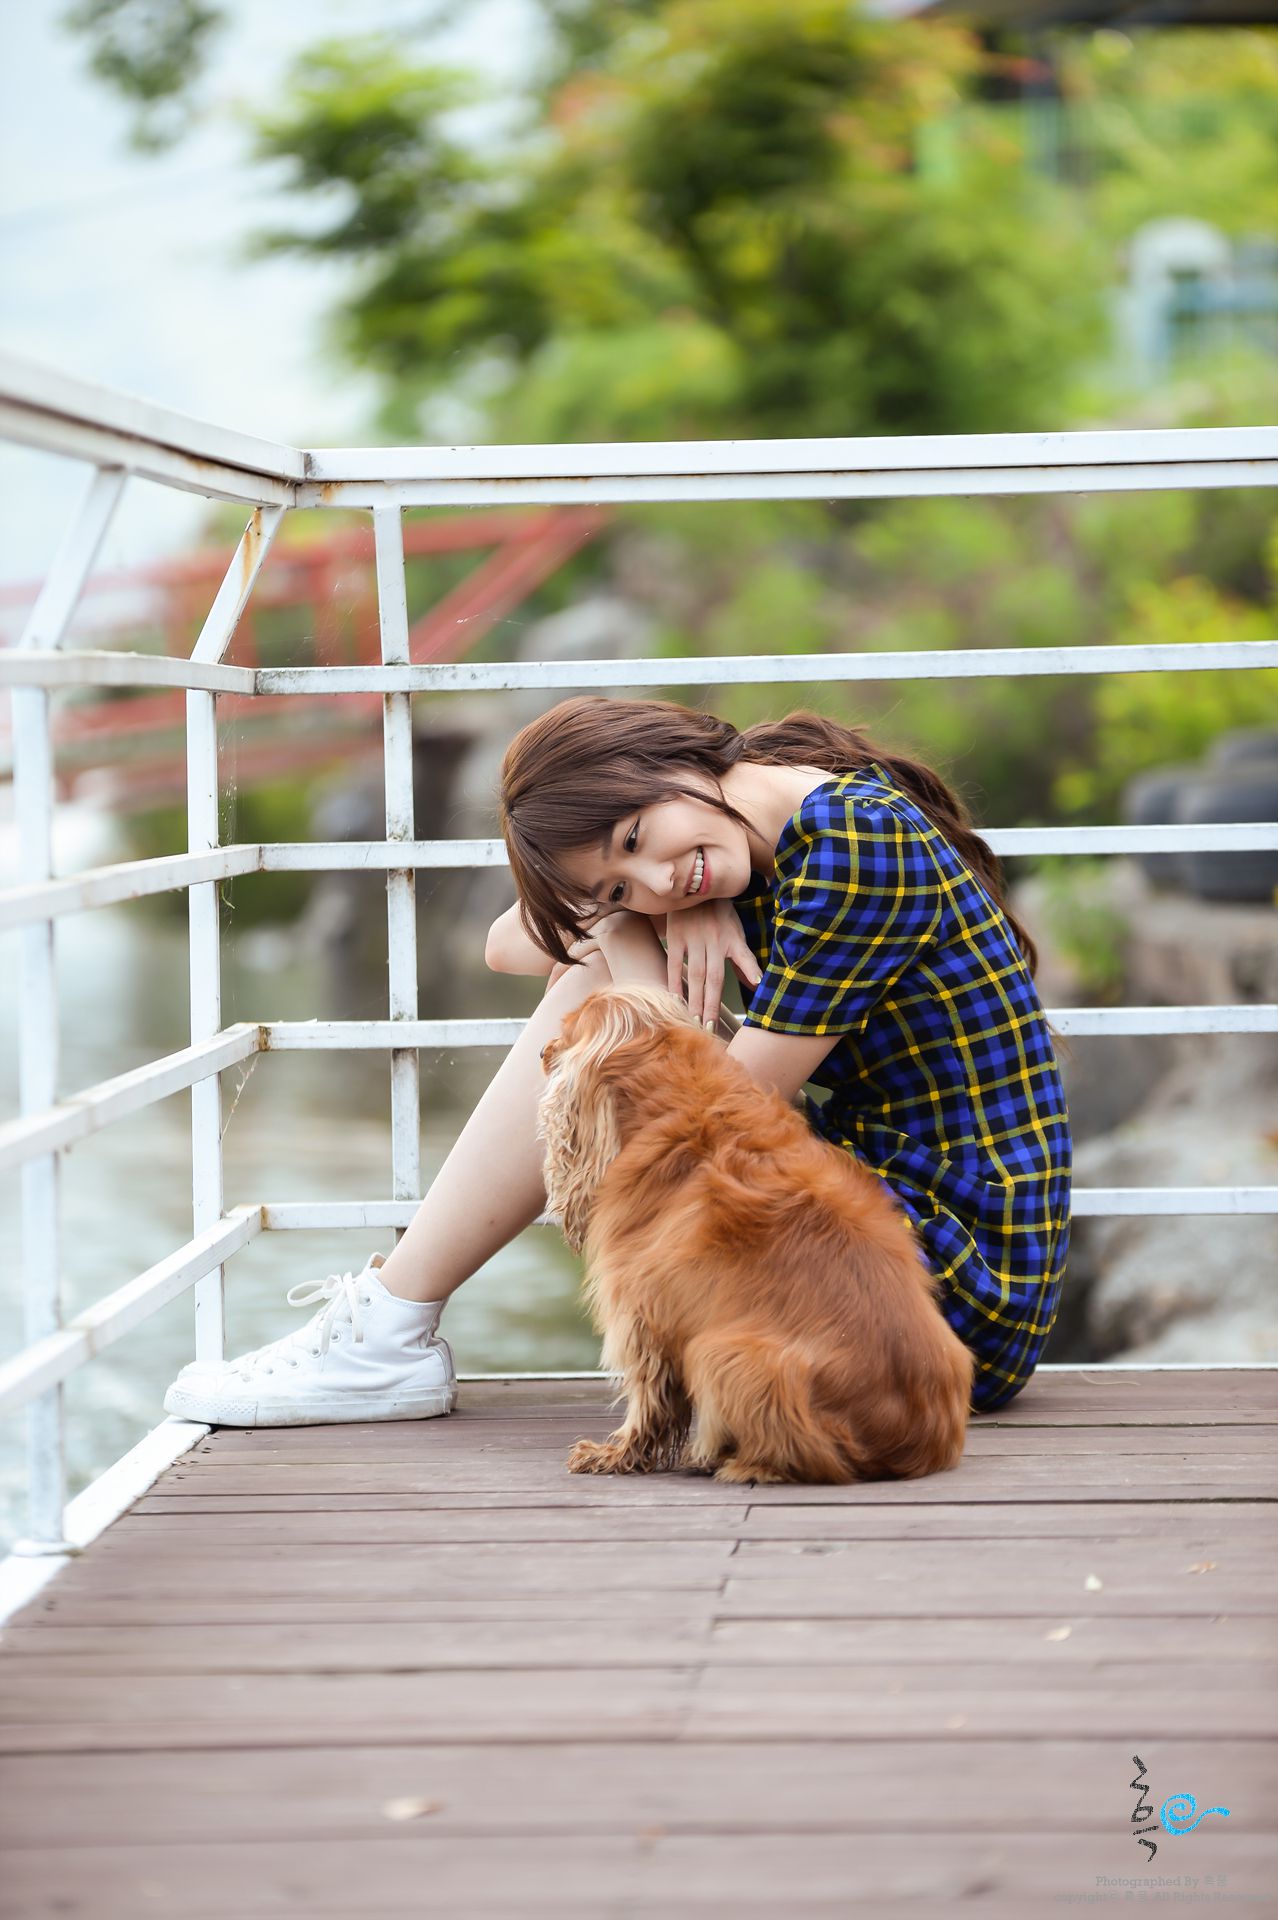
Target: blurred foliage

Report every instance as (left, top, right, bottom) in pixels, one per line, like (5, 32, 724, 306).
(66, 2, 1278, 866)
(1052, 572, 1278, 819)
(1055, 27, 1278, 242)
(1032, 857, 1130, 1001)
(62, 0, 225, 150)
(242, 4, 1106, 441)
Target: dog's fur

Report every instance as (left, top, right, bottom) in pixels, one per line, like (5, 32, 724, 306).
(537, 984, 973, 1484)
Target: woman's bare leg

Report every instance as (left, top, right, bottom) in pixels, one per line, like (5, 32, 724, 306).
(375, 923, 672, 1306)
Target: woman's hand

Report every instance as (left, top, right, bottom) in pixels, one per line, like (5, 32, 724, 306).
(665, 897, 763, 1032)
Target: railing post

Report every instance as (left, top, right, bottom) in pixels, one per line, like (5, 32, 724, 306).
(11, 464, 125, 1556)
(372, 507, 421, 1237)
(12, 683, 70, 1552)
(186, 688, 226, 1362)
(186, 505, 287, 1361)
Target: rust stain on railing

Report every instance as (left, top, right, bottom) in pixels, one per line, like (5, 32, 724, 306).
(239, 507, 264, 595)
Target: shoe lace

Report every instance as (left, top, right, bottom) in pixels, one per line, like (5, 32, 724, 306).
(285, 1269, 369, 1357)
(227, 1269, 370, 1379)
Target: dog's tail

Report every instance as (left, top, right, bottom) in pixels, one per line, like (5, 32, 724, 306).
(684, 1329, 869, 1484)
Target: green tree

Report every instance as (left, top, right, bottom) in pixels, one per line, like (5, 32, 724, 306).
(62, 0, 225, 150)
(244, 3, 1107, 441)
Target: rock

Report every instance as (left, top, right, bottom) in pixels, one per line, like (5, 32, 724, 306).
(1014, 860, 1278, 1365)
(1065, 1028, 1278, 1365)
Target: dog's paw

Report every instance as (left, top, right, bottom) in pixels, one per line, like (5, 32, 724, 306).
(567, 1436, 632, 1475)
(678, 1447, 719, 1477)
(713, 1457, 787, 1486)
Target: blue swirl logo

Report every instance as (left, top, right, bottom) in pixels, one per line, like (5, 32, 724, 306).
(1160, 1793, 1232, 1835)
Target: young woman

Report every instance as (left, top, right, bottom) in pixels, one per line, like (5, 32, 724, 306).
(164, 695, 1071, 1428)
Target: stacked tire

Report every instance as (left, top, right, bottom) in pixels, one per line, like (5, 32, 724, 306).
(1121, 730, 1278, 904)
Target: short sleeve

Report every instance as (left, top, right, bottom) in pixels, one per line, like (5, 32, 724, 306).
(743, 800, 945, 1038)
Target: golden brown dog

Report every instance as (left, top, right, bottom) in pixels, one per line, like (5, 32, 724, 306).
(537, 983, 973, 1485)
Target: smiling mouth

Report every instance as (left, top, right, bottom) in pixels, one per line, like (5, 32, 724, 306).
(685, 847, 706, 895)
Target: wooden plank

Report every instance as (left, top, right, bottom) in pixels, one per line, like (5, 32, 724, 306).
(2, 1367, 1273, 1919)
(0, 1668, 698, 1754)
(736, 1500, 1278, 1542)
(723, 1535, 1276, 1609)
(1, 1831, 1272, 1914)
(987, 1369, 1278, 1424)
(14, 1592, 725, 1629)
(681, 1664, 1272, 1739)
(382, 1369, 1278, 1415)
(90, 1499, 1278, 1545)
(123, 1494, 1278, 1542)
(1, 1612, 1269, 1673)
(0, 1662, 1270, 1753)
(182, 1423, 1276, 1459)
(100, 1508, 743, 1543)
(152, 1451, 1278, 1499)
(0, 1738, 1270, 1844)
(707, 1614, 1273, 1666)
(67, 1536, 1273, 1617)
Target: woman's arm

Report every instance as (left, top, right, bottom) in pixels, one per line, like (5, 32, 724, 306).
(484, 901, 559, 976)
(485, 899, 666, 976)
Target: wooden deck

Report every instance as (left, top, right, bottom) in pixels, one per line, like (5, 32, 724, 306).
(0, 1369, 1274, 1916)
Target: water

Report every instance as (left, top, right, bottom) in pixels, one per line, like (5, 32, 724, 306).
(0, 801, 596, 1555)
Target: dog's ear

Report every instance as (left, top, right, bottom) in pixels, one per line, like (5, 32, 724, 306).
(536, 1037, 623, 1255)
(538, 984, 697, 1252)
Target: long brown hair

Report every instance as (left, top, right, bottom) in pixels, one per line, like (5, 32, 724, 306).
(499, 696, 1038, 976)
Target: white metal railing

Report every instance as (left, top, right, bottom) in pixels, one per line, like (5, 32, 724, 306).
(1, 350, 1276, 1614)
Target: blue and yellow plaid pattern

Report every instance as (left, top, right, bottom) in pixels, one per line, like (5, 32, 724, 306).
(733, 764, 1072, 1412)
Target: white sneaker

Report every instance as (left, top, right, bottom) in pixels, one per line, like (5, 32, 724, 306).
(162, 1253, 457, 1428)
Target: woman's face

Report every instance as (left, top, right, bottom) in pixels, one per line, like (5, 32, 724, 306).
(558, 778, 755, 919)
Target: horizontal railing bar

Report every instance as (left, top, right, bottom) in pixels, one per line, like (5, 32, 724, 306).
(0, 1026, 261, 1171)
(304, 425, 1278, 483)
(3, 364, 1272, 494)
(1047, 1005, 1278, 1036)
(258, 640, 1278, 694)
(0, 1207, 262, 1419)
(259, 839, 506, 871)
(0, 847, 258, 931)
(298, 461, 1276, 510)
(988, 823, 1278, 855)
(261, 1007, 1277, 1051)
(3, 640, 1272, 696)
(0, 650, 254, 693)
(0, 398, 297, 509)
(5, 822, 1275, 933)
(2, 1002, 1263, 1164)
(0, 350, 303, 481)
(265, 1019, 527, 1049)
(300, 825, 1271, 881)
(260, 825, 1275, 865)
(259, 1189, 1278, 1231)
(1075, 1188, 1278, 1215)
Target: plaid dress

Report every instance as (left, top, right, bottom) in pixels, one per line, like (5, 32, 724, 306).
(733, 763, 1071, 1412)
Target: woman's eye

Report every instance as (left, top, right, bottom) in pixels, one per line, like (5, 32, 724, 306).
(608, 820, 638, 903)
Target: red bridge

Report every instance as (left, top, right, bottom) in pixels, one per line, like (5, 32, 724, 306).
(0, 505, 607, 809)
